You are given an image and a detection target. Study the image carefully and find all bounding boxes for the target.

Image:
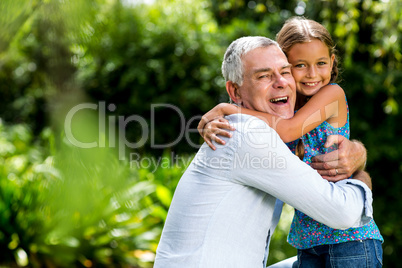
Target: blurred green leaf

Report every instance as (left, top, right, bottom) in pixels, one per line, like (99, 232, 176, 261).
(155, 185, 172, 207)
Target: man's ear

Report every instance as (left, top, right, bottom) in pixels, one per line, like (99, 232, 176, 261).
(226, 81, 241, 104)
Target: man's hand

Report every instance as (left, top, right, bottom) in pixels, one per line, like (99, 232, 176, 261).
(352, 170, 372, 190)
(310, 135, 367, 182)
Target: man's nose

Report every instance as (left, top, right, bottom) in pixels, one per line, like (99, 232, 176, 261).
(273, 74, 289, 89)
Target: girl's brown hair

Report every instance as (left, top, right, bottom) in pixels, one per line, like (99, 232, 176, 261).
(276, 16, 339, 83)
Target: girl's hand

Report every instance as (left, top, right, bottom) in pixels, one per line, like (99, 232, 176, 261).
(200, 118, 235, 150)
(198, 103, 238, 150)
(198, 103, 233, 132)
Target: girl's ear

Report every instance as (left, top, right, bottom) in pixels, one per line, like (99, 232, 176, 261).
(226, 81, 242, 104)
(330, 53, 335, 68)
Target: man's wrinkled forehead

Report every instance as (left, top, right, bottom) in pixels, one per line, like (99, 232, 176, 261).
(242, 45, 290, 72)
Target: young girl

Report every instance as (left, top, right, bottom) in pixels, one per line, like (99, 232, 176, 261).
(198, 17, 383, 267)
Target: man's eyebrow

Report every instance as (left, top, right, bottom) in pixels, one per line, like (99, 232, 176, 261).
(253, 68, 272, 74)
(253, 65, 291, 73)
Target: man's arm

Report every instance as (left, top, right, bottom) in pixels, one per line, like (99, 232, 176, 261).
(353, 170, 372, 190)
(310, 135, 367, 182)
(230, 116, 371, 229)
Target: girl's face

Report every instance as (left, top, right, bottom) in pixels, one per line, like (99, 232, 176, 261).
(286, 39, 335, 97)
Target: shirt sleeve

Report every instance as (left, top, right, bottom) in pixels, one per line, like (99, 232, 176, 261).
(229, 115, 372, 230)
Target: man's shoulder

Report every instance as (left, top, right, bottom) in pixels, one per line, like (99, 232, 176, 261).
(225, 114, 275, 135)
(225, 114, 270, 128)
(224, 114, 283, 149)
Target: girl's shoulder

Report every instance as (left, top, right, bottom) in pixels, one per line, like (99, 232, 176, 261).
(317, 83, 346, 100)
(321, 82, 343, 91)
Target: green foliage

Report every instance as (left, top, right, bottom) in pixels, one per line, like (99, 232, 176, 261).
(74, 0, 226, 154)
(0, 116, 189, 267)
(267, 204, 296, 266)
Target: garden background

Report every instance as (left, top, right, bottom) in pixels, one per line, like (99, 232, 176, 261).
(0, 0, 401, 267)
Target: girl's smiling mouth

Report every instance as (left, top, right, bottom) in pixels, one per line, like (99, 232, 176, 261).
(303, 81, 320, 87)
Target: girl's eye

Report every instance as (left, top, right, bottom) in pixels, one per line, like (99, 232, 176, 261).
(295, 64, 305, 68)
(318, 61, 327, 66)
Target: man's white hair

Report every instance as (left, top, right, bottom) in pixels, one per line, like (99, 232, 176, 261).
(221, 36, 280, 86)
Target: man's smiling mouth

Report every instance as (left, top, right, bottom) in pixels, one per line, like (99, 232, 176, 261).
(270, 96, 289, 104)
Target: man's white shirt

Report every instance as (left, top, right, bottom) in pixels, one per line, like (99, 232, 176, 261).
(154, 114, 373, 268)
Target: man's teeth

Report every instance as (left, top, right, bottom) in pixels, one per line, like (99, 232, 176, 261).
(270, 97, 288, 103)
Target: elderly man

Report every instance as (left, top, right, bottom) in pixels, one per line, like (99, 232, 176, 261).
(154, 36, 372, 267)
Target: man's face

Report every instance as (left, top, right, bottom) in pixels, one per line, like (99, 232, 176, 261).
(236, 46, 296, 119)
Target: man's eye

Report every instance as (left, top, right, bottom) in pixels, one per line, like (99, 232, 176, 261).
(259, 74, 271, 79)
(295, 64, 305, 68)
